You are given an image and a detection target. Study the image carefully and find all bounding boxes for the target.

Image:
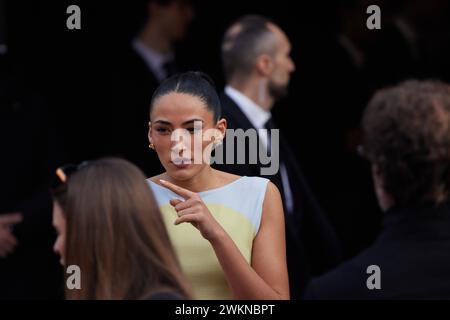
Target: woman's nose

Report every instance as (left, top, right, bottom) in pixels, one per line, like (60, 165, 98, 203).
(171, 140, 188, 157)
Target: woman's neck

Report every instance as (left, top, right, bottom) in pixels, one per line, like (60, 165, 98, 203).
(164, 166, 218, 193)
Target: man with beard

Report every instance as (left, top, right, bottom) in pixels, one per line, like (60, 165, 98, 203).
(214, 15, 342, 299)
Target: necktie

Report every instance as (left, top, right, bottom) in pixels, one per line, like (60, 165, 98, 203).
(264, 117, 276, 155)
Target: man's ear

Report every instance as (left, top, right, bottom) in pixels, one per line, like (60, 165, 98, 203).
(255, 54, 274, 77)
(371, 164, 383, 190)
(371, 164, 395, 211)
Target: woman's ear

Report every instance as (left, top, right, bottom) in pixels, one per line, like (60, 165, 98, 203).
(215, 118, 227, 142)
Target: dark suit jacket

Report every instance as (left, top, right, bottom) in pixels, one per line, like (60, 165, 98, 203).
(304, 202, 450, 299)
(106, 44, 164, 177)
(213, 92, 342, 298)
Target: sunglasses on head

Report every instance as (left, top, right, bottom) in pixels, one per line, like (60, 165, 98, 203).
(51, 161, 90, 191)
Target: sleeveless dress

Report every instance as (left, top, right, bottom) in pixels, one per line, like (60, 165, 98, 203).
(147, 176, 269, 299)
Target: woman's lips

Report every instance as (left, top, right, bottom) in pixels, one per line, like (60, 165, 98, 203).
(171, 159, 192, 168)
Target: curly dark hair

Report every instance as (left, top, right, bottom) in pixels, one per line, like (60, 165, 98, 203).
(362, 80, 450, 207)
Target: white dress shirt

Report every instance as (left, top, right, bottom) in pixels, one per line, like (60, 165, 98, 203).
(132, 39, 175, 83)
(224, 85, 294, 214)
(225, 86, 271, 147)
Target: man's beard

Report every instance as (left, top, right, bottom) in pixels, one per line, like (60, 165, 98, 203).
(268, 80, 289, 101)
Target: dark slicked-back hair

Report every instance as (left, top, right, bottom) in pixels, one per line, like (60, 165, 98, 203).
(363, 80, 450, 207)
(150, 71, 222, 122)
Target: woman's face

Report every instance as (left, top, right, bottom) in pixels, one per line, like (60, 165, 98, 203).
(149, 92, 225, 181)
(52, 200, 67, 266)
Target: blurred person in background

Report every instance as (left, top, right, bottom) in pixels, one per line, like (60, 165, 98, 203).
(215, 15, 341, 298)
(304, 0, 385, 259)
(0, 53, 63, 299)
(108, 0, 196, 177)
(51, 157, 190, 299)
(304, 80, 450, 299)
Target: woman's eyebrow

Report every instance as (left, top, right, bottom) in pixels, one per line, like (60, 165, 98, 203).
(154, 120, 172, 125)
(182, 119, 204, 125)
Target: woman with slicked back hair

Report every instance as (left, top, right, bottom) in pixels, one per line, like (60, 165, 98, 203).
(147, 71, 289, 300)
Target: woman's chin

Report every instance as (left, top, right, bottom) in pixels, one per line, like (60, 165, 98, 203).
(162, 160, 208, 181)
(166, 167, 195, 181)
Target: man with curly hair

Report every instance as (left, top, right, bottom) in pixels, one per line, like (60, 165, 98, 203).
(304, 80, 450, 299)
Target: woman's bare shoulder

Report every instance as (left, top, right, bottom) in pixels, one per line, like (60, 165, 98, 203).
(213, 169, 242, 184)
(263, 181, 283, 208)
